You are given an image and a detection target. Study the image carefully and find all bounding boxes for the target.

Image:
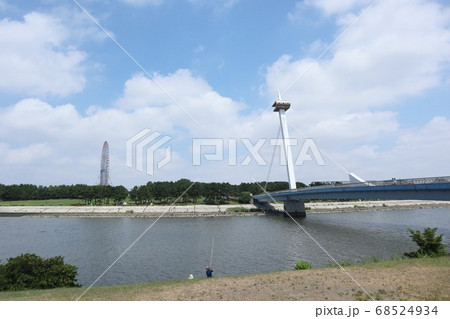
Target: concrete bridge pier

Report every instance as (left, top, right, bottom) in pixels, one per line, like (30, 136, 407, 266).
(284, 200, 306, 218)
(252, 198, 278, 214)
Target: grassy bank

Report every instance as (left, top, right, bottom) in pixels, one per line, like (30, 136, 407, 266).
(1, 256, 448, 301)
(0, 199, 83, 206)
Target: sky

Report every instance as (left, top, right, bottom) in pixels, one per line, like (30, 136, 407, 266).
(0, 0, 449, 188)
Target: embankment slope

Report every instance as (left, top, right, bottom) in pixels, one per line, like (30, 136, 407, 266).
(1, 256, 448, 301)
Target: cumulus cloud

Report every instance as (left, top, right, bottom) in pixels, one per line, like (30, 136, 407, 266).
(263, 0, 450, 180)
(268, 0, 450, 113)
(311, 111, 398, 143)
(265, 1, 450, 128)
(0, 67, 449, 187)
(0, 12, 88, 97)
(1, 1, 449, 186)
(0, 143, 52, 165)
(0, 71, 276, 186)
(115, 70, 259, 138)
(304, 0, 374, 16)
(338, 116, 450, 179)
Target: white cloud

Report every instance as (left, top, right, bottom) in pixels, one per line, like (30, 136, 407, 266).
(0, 143, 52, 165)
(339, 116, 450, 179)
(288, 0, 372, 22)
(115, 70, 257, 138)
(1, 0, 449, 186)
(282, 0, 450, 106)
(0, 99, 80, 141)
(265, 0, 450, 120)
(0, 12, 87, 97)
(262, 0, 450, 181)
(304, 0, 373, 16)
(0, 65, 449, 187)
(311, 111, 398, 142)
(0, 71, 274, 186)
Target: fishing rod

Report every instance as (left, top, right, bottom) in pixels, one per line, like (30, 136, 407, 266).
(209, 236, 214, 267)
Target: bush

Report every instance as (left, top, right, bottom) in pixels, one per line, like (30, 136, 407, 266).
(237, 192, 252, 204)
(404, 227, 447, 258)
(294, 261, 312, 270)
(0, 253, 80, 291)
(226, 207, 250, 213)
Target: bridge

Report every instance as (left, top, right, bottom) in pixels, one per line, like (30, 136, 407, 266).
(253, 176, 450, 217)
(252, 96, 450, 217)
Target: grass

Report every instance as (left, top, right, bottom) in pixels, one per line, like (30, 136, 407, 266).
(226, 207, 262, 213)
(1, 255, 448, 301)
(0, 278, 200, 301)
(0, 200, 256, 208)
(226, 207, 250, 213)
(0, 199, 84, 206)
(327, 253, 450, 269)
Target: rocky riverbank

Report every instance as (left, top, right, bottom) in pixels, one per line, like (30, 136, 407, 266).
(0, 200, 449, 218)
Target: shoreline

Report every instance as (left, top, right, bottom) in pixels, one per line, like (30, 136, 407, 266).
(0, 200, 449, 218)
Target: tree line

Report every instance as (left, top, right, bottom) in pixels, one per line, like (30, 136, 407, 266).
(0, 179, 307, 205)
(0, 183, 128, 205)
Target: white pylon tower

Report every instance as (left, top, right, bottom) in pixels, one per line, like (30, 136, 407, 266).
(272, 92, 297, 190)
(100, 141, 110, 186)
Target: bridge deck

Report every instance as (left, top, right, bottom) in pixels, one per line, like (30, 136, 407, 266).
(253, 178, 450, 202)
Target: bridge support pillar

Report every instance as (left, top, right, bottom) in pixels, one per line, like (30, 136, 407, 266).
(252, 198, 278, 214)
(284, 200, 306, 218)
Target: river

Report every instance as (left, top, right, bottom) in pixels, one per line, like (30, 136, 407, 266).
(0, 208, 448, 286)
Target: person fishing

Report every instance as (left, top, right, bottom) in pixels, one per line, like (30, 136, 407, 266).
(205, 266, 213, 278)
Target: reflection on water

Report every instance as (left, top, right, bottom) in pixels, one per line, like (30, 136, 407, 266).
(0, 208, 448, 286)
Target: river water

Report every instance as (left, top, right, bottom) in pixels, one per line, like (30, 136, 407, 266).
(0, 208, 448, 287)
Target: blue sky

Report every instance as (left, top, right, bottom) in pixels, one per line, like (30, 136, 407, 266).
(0, 0, 449, 188)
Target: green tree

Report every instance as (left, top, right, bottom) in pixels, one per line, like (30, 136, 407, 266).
(238, 182, 261, 195)
(266, 181, 289, 192)
(175, 179, 192, 202)
(309, 181, 332, 187)
(153, 181, 173, 203)
(404, 227, 447, 258)
(204, 182, 221, 204)
(0, 253, 80, 291)
(237, 192, 252, 204)
(187, 183, 203, 204)
(296, 182, 307, 188)
(112, 186, 129, 204)
(129, 186, 139, 205)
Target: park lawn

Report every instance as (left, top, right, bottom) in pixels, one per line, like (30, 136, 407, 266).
(0, 199, 84, 206)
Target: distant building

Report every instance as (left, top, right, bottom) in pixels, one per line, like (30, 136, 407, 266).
(100, 141, 110, 186)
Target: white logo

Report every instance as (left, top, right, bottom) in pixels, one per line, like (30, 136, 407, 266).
(126, 129, 172, 175)
(192, 138, 325, 166)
